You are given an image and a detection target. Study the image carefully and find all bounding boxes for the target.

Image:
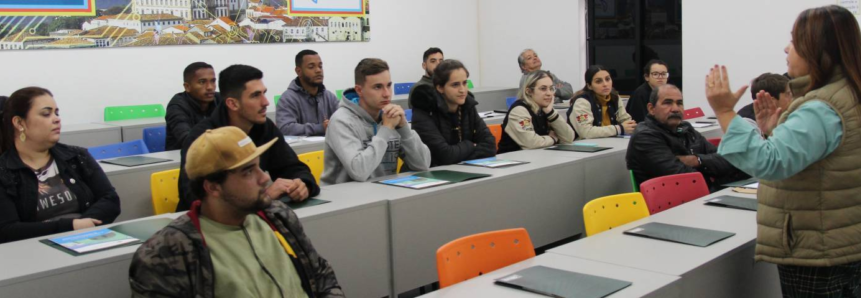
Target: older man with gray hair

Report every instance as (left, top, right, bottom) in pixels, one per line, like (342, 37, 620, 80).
(518, 49, 574, 103)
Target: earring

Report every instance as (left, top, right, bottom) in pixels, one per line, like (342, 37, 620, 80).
(18, 128, 25, 142)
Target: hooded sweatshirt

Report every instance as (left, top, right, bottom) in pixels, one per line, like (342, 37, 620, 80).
(276, 78, 340, 136)
(321, 89, 431, 185)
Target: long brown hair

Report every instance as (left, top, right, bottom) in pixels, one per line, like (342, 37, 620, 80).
(792, 5, 861, 103)
(1, 87, 53, 153)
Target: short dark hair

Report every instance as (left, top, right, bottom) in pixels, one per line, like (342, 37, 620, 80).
(219, 64, 264, 100)
(189, 170, 228, 201)
(295, 49, 319, 68)
(643, 59, 668, 76)
(354, 58, 389, 85)
(183, 62, 214, 83)
(1, 87, 52, 153)
(423, 47, 443, 62)
(751, 73, 790, 100)
(432, 59, 469, 87)
(649, 84, 681, 106)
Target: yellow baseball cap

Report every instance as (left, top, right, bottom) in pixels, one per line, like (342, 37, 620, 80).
(185, 127, 277, 179)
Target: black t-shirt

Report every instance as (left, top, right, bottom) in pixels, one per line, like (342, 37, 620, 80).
(33, 158, 80, 222)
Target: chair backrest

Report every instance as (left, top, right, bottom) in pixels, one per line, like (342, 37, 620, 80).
(274, 95, 281, 103)
(708, 137, 721, 147)
(488, 124, 503, 150)
(297, 150, 324, 184)
(436, 228, 535, 288)
(150, 169, 180, 215)
(397, 157, 404, 173)
(88, 139, 150, 160)
(394, 82, 415, 95)
(336, 89, 344, 100)
(640, 172, 710, 215)
(629, 170, 639, 192)
(142, 126, 167, 153)
(583, 193, 650, 236)
(104, 104, 165, 122)
(683, 107, 705, 120)
(506, 97, 517, 109)
(467, 79, 475, 90)
(405, 109, 413, 122)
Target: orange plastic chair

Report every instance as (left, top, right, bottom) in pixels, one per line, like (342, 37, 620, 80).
(488, 124, 503, 150)
(707, 137, 721, 147)
(436, 228, 535, 288)
(583, 193, 650, 236)
(640, 172, 710, 215)
(150, 169, 180, 215)
(298, 150, 324, 184)
(683, 107, 705, 119)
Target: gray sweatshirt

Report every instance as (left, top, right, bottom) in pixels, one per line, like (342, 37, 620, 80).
(321, 90, 431, 185)
(276, 78, 340, 136)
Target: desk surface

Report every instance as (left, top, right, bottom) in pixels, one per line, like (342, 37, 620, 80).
(99, 150, 182, 176)
(418, 253, 681, 298)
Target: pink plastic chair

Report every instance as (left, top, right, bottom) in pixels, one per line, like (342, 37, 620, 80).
(640, 172, 710, 214)
(684, 107, 705, 119)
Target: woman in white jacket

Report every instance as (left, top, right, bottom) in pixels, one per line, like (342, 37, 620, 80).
(567, 65, 636, 139)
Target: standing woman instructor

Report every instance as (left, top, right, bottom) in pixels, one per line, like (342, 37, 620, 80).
(706, 5, 861, 297)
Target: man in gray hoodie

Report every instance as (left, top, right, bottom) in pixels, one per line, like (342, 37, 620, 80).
(276, 49, 340, 136)
(321, 58, 431, 185)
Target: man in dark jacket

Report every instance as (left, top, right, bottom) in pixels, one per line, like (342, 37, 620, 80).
(737, 72, 791, 122)
(165, 62, 223, 151)
(407, 47, 443, 108)
(627, 84, 747, 191)
(626, 60, 668, 122)
(130, 127, 342, 298)
(177, 64, 319, 211)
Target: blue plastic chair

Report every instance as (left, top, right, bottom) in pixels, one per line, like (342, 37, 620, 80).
(88, 139, 150, 160)
(405, 109, 413, 122)
(506, 97, 517, 109)
(142, 126, 166, 153)
(394, 82, 415, 95)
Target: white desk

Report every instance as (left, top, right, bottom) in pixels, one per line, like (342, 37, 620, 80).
(100, 151, 182, 221)
(285, 137, 327, 155)
(61, 123, 122, 148)
(418, 253, 681, 298)
(395, 86, 518, 111)
(549, 189, 781, 297)
(99, 118, 166, 142)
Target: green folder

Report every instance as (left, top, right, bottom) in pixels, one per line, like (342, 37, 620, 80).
(722, 178, 758, 188)
(623, 222, 735, 247)
(412, 170, 491, 183)
(281, 198, 331, 210)
(704, 195, 758, 211)
(42, 217, 172, 256)
(546, 144, 612, 153)
(495, 265, 632, 298)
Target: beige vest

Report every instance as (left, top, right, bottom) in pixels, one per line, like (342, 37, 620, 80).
(756, 71, 861, 267)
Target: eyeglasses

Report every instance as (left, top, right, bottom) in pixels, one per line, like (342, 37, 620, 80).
(532, 86, 557, 93)
(650, 72, 670, 78)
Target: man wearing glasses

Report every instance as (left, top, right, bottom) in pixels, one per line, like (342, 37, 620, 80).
(517, 49, 575, 103)
(627, 60, 669, 122)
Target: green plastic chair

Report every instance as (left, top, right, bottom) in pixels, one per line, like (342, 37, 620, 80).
(104, 104, 165, 122)
(336, 89, 344, 100)
(630, 170, 639, 192)
(467, 80, 474, 89)
(274, 95, 281, 103)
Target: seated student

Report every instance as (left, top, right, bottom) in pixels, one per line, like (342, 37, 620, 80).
(626, 60, 669, 122)
(498, 70, 575, 153)
(276, 49, 340, 136)
(408, 47, 443, 108)
(177, 65, 319, 211)
(737, 73, 791, 123)
(322, 58, 431, 184)
(568, 65, 636, 139)
(166, 62, 223, 151)
(411, 59, 496, 166)
(0, 87, 120, 243)
(130, 127, 343, 297)
(626, 84, 747, 191)
(518, 49, 574, 103)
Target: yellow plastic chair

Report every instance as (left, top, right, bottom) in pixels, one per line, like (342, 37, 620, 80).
(582, 192, 650, 237)
(150, 169, 180, 215)
(397, 157, 404, 173)
(298, 150, 325, 184)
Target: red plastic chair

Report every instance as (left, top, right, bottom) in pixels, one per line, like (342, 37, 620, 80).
(684, 107, 705, 119)
(640, 172, 710, 214)
(436, 228, 535, 288)
(708, 138, 721, 147)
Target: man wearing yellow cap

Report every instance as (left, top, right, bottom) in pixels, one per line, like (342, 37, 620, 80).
(129, 127, 343, 298)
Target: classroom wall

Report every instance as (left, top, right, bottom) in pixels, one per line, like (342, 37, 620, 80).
(682, 0, 844, 114)
(477, 0, 585, 93)
(0, 0, 481, 125)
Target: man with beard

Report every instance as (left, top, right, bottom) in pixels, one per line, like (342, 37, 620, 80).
(176, 64, 319, 211)
(129, 127, 343, 298)
(626, 84, 746, 191)
(277, 49, 340, 136)
(408, 47, 443, 108)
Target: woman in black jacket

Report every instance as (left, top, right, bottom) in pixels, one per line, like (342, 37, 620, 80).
(0, 87, 120, 243)
(411, 59, 497, 166)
